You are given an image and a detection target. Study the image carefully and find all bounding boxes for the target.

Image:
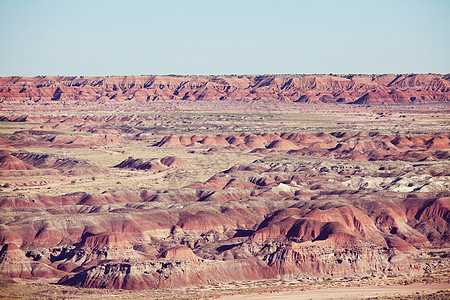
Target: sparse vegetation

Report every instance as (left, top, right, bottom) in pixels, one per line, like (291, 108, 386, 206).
(0, 102, 448, 298)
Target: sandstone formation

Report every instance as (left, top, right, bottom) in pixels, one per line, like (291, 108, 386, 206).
(154, 132, 450, 162)
(0, 74, 449, 104)
(0, 99, 449, 292)
(1, 155, 448, 289)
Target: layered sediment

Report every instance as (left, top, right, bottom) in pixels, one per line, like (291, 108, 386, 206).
(1, 74, 449, 104)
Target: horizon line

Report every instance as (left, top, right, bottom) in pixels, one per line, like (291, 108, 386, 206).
(1, 72, 449, 78)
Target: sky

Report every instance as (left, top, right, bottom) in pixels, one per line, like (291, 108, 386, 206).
(0, 0, 449, 76)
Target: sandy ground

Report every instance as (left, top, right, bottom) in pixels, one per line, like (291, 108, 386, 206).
(219, 283, 450, 300)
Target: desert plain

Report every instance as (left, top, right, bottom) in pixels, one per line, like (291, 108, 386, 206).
(0, 74, 449, 299)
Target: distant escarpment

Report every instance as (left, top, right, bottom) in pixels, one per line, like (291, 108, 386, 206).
(0, 74, 449, 104)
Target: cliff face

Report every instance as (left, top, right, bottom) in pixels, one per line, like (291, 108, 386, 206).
(0, 74, 448, 104)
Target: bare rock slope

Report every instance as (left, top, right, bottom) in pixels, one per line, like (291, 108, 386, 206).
(154, 131, 450, 162)
(0, 104, 449, 291)
(0, 156, 448, 289)
(1, 74, 449, 104)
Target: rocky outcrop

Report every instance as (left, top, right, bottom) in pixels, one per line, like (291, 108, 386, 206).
(114, 156, 186, 171)
(154, 131, 450, 162)
(0, 154, 448, 289)
(0, 74, 448, 104)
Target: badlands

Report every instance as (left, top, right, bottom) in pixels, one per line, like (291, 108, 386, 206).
(0, 74, 449, 299)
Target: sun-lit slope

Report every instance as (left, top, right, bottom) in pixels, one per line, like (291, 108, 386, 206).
(0, 74, 448, 104)
(1, 155, 448, 289)
(0, 105, 448, 291)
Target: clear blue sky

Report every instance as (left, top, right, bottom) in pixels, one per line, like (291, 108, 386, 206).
(0, 0, 449, 76)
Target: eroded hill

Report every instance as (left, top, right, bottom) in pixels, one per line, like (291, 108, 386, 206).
(0, 73, 449, 104)
(0, 103, 449, 292)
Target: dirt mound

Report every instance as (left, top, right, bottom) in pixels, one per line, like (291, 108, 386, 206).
(53, 123, 70, 130)
(0, 190, 148, 207)
(152, 132, 449, 162)
(200, 136, 229, 147)
(155, 136, 182, 147)
(84, 232, 131, 249)
(0, 154, 35, 170)
(426, 136, 450, 150)
(12, 152, 95, 171)
(115, 157, 167, 171)
(161, 246, 198, 260)
(160, 156, 187, 167)
(252, 204, 387, 247)
(267, 139, 300, 150)
(115, 156, 186, 170)
(4, 131, 122, 149)
(244, 135, 268, 148)
(351, 91, 395, 105)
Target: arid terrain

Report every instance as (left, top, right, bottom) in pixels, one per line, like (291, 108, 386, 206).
(0, 74, 449, 299)
(1, 73, 449, 104)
